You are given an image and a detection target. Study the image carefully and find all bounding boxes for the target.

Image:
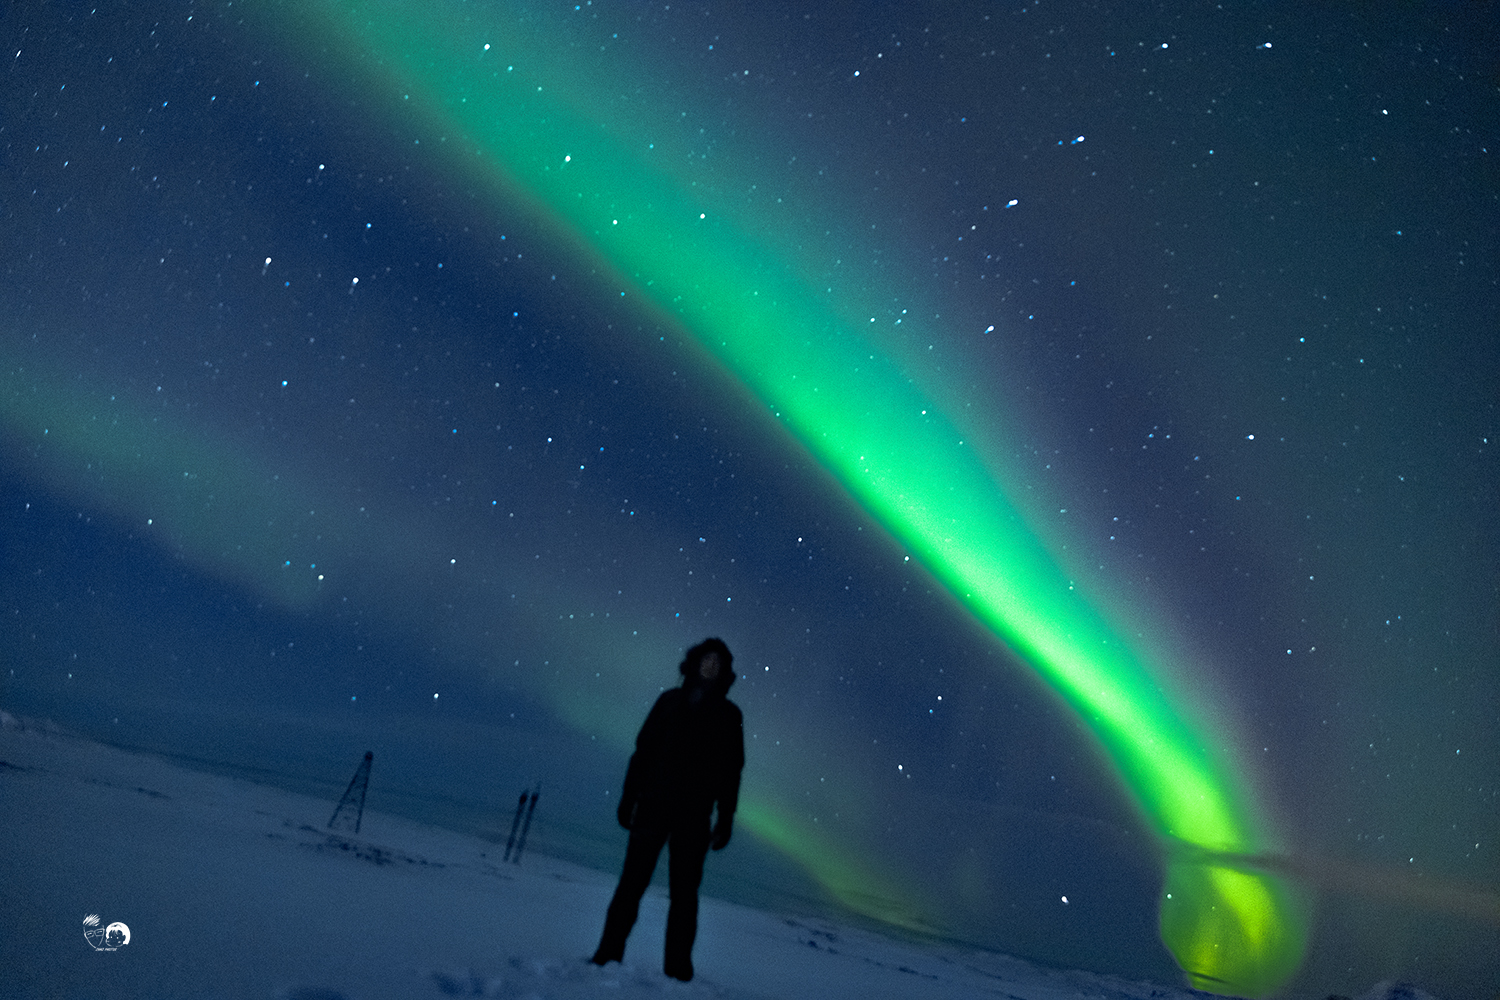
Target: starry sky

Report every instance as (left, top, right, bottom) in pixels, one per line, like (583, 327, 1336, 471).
(2, 1, 1496, 996)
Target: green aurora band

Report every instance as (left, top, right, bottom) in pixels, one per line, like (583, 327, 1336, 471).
(266, 2, 1305, 992)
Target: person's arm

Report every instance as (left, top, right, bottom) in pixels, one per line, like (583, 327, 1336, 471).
(618, 692, 673, 828)
(711, 703, 745, 850)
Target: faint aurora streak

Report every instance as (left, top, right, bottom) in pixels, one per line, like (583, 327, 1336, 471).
(261, 1, 1306, 991)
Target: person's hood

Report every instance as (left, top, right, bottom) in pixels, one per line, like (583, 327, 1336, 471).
(678, 637, 736, 694)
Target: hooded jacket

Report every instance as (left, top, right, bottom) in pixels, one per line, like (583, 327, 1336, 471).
(620, 641, 744, 825)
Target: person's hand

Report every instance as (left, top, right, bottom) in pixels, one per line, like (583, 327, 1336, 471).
(617, 798, 636, 830)
(710, 814, 733, 851)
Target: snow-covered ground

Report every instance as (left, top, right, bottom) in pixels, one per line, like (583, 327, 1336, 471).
(0, 714, 1434, 1000)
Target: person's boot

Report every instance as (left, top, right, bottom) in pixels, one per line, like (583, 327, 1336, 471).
(591, 929, 625, 965)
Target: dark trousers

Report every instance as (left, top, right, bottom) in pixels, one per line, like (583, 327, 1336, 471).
(594, 814, 711, 977)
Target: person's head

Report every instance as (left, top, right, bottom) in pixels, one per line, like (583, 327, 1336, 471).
(679, 637, 735, 693)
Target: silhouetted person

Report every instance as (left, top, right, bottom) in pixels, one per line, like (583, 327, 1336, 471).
(591, 638, 744, 982)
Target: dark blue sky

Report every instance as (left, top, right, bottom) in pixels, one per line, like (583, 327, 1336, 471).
(2, 2, 1495, 996)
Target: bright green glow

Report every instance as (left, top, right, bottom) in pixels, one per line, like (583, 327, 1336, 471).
(1162, 859, 1308, 994)
(267, 2, 1307, 991)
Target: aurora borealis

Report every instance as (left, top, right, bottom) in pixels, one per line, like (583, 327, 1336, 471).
(2, 2, 1495, 997)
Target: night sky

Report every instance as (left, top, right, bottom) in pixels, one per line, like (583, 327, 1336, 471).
(2, 1, 1496, 997)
